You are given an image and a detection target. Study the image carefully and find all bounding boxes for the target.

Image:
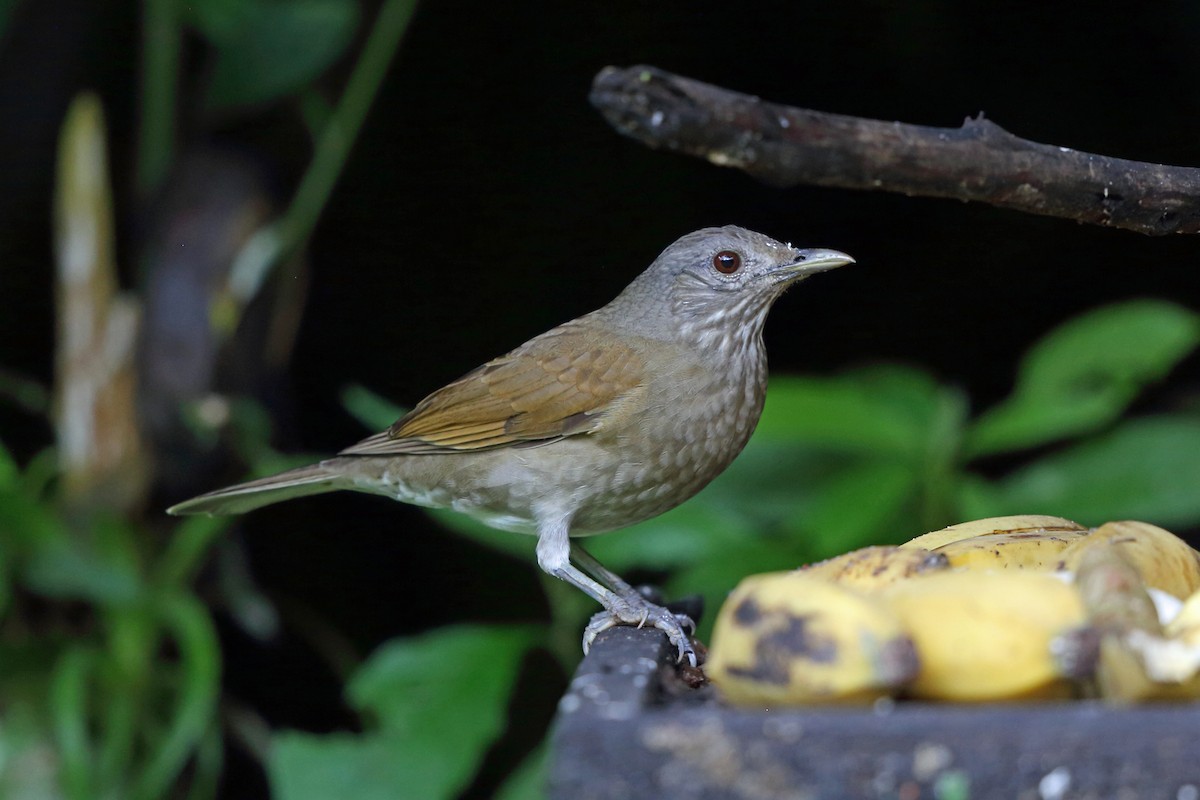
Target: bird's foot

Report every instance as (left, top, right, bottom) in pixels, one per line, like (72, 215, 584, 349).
(583, 591, 697, 667)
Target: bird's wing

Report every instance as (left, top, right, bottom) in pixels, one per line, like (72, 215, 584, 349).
(339, 321, 647, 455)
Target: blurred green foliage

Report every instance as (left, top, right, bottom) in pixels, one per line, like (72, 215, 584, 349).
(268, 625, 538, 800)
(0, 438, 228, 798)
(0, 0, 423, 796)
(186, 0, 360, 111)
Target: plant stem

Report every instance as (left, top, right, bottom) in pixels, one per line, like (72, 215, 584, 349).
(51, 647, 95, 800)
(133, 594, 220, 800)
(227, 0, 419, 307)
(138, 0, 180, 196)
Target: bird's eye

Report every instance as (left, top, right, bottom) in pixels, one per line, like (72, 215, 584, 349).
(713, 250, 742, 274)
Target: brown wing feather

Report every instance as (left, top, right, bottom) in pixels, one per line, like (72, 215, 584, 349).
(339, 321, 646, 456)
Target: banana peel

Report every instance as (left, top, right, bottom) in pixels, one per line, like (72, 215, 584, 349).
(1060, 521, 1200, 600)
(900, 515, 1085, 551)
(932, 530, 1088, 572)
(798, 545, 949, 590)
(706, 571, 918, 706)
(881, 570, 1089, 701)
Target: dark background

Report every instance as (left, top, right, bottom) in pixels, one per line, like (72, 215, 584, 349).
(2, 0, 1199, 792)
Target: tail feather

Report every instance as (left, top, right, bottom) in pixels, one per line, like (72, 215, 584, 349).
(167, 463, 340, 516)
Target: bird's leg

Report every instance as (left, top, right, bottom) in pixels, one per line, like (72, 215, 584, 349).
(570, 545, 696, 630)
(534, 512, 695, 665)
(571, 542, 698, 665)
(535, 511, 617, 601)
(568, 544, 638, 595)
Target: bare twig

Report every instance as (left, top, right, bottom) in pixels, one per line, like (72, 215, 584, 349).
(591, 65, 1200, 236)
(225, 0, 419, 325)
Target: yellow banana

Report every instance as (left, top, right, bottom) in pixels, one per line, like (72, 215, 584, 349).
(797, 545, 949, 590)
(710, 517, 1200, 706)
(1059, 520, 1200, 600)
(932, 530, 1088, 572)
(880, 571, 1089, 701)
(707, 572, 917, 706)
(900, 515, 1085, 551)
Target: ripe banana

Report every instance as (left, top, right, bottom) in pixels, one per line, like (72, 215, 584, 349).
(931, 530, 1088, 572)
(707, 516, 1200, 706)
(797, 545, 949, 590)
(1059, 520, 1200, 600)
(880, 571, 1089, 701)
(706, 571, 918, 706)
(900, 515, 1085, 551)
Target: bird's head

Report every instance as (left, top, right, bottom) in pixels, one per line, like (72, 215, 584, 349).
(606, 225, 853, 346)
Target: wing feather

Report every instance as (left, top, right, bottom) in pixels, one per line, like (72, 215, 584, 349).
(339, 321, 646, 456)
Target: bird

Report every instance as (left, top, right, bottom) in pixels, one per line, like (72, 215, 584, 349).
(168, 226, 852, 667)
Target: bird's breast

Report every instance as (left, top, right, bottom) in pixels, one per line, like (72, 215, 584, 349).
(569, 346, 768, 532)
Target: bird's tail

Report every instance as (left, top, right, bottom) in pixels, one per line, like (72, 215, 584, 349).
(167, 463, 341, 516)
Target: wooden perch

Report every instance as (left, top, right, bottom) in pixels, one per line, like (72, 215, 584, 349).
(590, 65, 1200, 236)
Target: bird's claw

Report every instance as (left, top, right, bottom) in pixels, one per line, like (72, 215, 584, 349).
(582, 594, 697, 667)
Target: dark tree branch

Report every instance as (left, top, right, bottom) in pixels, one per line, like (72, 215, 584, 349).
(590, 65, 1200, 236)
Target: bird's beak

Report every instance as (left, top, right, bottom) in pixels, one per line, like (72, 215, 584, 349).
(775, 248, 855, 280)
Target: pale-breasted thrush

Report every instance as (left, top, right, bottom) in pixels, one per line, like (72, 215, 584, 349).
(169, 226, 853, 666)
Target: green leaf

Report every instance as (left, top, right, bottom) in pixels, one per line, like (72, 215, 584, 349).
(24, 541, 142, 605)
(192, 0, 360, 110)
(183, 0, 246, 41)
(797, 458, 922, 553)
(494, 743, 548, 800)
(0, 438, 19, 491)
(349, 624, 537, 733)
(270, 734, 416, 800)
(270, 625, 538, 800)
(0, 493, 141, 605)
(51, 647, 96, 798)
(959, 415, 1200, 527)
(966, 300, 1200, 457)
(757, 366, 943, 457)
